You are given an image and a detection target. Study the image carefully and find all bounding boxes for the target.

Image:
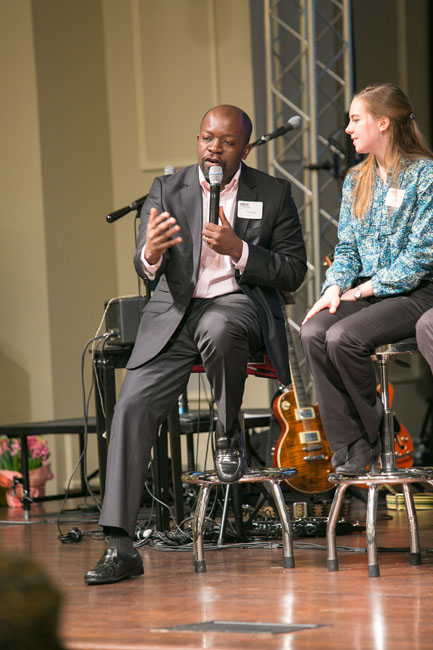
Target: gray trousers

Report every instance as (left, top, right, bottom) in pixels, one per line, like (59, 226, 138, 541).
(300, 283, 433, 452)
(99, 292, 263, 537)
(416, 307, 433, 374)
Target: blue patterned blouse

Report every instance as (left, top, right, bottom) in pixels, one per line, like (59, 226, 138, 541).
(322, 157, 433, 296)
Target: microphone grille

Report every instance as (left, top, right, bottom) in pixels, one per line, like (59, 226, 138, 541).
(288, 115, 302, 130)
(209, 165, 223, 185)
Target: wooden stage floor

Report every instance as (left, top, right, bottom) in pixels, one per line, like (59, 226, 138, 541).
(1, 497, 433, 650)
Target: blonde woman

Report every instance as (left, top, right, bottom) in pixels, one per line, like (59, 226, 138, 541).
(301, 83, 433, 475)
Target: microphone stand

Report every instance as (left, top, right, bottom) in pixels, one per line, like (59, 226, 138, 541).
(106, 194, 148, 223)
(105, 195, 150, 302)
(250, 124, 297, 148)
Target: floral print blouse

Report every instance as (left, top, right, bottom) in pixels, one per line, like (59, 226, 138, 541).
(322, 157, 433, 296)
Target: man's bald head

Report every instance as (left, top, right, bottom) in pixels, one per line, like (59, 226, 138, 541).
(200, 105, 252, 147)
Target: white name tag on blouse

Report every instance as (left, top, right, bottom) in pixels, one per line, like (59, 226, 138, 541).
(385, 188, 405, 208)
(237, 201, 263, 219)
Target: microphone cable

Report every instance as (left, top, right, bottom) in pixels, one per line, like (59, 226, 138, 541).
(57, 332, 115, 544)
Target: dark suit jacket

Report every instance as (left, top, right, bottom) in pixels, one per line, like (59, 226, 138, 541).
(127, 163, 307, 385)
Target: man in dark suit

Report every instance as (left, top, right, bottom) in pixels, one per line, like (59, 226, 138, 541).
(85, 105, 306, 585)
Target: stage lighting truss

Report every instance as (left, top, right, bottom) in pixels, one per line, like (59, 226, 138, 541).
(264, 0, 354, 313)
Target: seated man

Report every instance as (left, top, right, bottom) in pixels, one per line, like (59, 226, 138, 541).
(85, 104, 307, 585)
(416, 307, 433, 373)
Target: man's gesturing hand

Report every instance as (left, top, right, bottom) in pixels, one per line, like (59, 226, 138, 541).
(144, 208, 182, 265)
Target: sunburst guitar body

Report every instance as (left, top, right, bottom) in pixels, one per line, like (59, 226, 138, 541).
(273, 388, 334, 493)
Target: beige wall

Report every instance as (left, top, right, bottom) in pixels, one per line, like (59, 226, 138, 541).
(0, 0, 259, 492)
(102, 0, 257, 295)
(1, 0, 53, 426)
(2, 1, 432, 493)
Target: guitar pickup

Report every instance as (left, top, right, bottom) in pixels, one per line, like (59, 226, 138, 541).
(303, 455, 326, 462)
(295, 407, 316, 421)
(302, 444, 322, 452)
(298, 430, 321, 444)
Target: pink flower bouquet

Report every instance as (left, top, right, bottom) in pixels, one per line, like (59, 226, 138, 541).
(0, 435, 50, 472)
(0, 435, 53, 507)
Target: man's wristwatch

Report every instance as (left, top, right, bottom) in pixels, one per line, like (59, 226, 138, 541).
(354, 288, 363, 301)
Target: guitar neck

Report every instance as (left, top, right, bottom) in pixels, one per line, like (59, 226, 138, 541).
(285, 319, 310, 408)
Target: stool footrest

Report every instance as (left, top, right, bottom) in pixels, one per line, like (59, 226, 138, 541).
(182, 467, 297, 485)
(184, 466, 297, 573)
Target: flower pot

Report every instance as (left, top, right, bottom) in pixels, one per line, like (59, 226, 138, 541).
(0, 465, 54, 508)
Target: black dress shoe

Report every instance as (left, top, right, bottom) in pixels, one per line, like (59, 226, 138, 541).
(214, 419, 247, 483)
(84, 547, 144, 585)
(336, 437, 380, 475)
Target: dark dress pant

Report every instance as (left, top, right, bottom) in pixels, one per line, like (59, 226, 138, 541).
(416, 307, 433, 374)
(300, 283, 433, 453)
(99, 292, 263, 537)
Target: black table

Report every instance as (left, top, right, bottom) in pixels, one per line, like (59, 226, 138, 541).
(0, 417, 97, 518)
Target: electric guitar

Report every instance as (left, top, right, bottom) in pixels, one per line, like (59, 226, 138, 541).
(273, 320, 334, 493)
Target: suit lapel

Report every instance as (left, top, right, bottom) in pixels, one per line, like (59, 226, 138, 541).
(178, 164, 258, 271)
(234, 164, 259, 240)
(180, 166, 203, 275)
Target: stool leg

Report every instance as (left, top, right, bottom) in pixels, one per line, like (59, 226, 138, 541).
(376, 356, 396, 471)
(327, 483, 348, 571)
(193, 485, 211, 573)
(366, 484, 380, 577)
(269, 480, 294, 568)
(402, 483, 421, 565)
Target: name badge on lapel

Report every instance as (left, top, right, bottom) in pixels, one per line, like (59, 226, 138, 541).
(385, 188, 405, 208)
(237, 201, 263, 219)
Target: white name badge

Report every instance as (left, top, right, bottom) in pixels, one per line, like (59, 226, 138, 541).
(237, 200, 263, 219)
(385, 188, 405, 208)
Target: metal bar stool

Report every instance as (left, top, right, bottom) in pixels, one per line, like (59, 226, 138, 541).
(326, 337, 433, 577)
(181, 467, 297, 573)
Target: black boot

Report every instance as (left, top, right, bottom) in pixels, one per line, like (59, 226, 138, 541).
(331, 445, 348, 468)
(214, 418, 247, 483)
(335, 437, 381, 475)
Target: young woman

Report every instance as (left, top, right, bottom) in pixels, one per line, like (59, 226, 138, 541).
(300, 83, 433, 475)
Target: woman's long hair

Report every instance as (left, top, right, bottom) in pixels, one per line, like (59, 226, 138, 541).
(350, 83, 433, 219)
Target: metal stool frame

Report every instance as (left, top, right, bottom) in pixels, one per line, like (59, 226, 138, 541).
(326, 338, 433, 577)
(181, 467, 297, 573)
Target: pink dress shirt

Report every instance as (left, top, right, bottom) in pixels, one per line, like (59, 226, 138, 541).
(141, 165, 249, 298)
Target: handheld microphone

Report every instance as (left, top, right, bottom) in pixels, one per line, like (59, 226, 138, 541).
(208, 165, 223, 225)
(250, 115, 302, 148)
